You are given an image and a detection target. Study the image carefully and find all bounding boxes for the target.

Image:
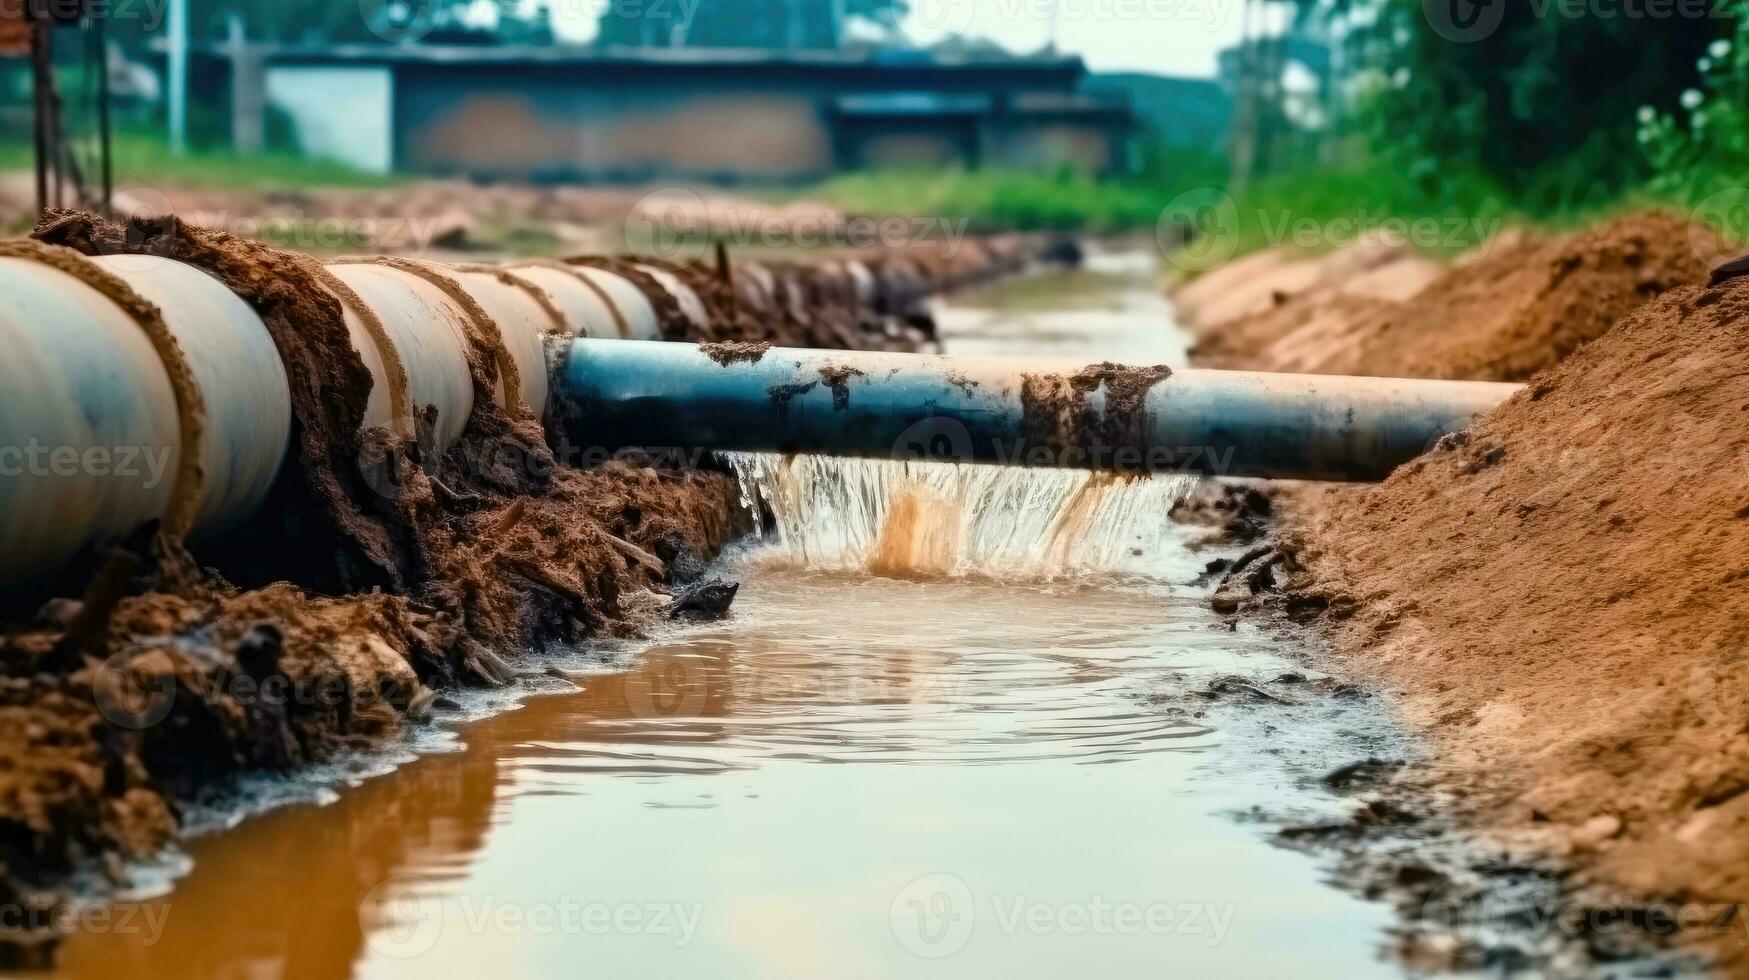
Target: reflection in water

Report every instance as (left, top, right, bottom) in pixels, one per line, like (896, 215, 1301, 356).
(43, 253, 1402, 980)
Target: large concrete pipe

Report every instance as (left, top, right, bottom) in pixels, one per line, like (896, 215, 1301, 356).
(566, 265, 663, 340)
(443, 266, 562, 417)
(503, 263, 622, 339)
(324, 262, 477, 452)
(0, 251, 290, 587)
(633, 263, 710, 336)
(553, 340, 1522, 482)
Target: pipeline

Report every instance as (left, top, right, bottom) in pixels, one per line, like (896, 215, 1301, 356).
(553, 341, 1522, 483)
(0, 234, 1517, 591)
(0, 231, 1010, 590)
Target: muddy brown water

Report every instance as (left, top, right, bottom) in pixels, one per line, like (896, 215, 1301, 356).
(35, 250, 1413, 979)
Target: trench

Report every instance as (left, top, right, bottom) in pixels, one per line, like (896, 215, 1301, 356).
(40, 250, 1422, 978)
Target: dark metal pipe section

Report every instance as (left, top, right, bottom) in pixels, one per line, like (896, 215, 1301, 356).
(553, 339, 1522, 482)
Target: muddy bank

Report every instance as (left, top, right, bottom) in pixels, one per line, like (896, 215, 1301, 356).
(1179, 212, 1718, 381)
(0, 210, 1051, 964)
(1185, 211, 1749, 970)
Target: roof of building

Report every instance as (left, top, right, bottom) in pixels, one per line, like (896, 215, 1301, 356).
(172, 40, 1090, 78)
(832, 93, 993, 117)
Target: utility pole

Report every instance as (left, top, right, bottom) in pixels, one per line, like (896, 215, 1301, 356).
(168, 0, 187, 155)
(787, 0, 804, 49)
(1226, 0, 1259, 195)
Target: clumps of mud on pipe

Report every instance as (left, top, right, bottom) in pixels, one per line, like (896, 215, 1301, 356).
(817, 364, 868, 410)
(700, 340, 772, 366)
(1020, 362, 1174, 470)
(33, 210, 431, 594)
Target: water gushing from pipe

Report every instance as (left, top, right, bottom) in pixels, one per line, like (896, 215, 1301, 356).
(728, 454, 1196, 579)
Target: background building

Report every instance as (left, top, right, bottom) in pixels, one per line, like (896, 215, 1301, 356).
(203, 43, 1135, 184)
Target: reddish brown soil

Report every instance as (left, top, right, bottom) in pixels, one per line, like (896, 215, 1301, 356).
(1195, 214, 1749, 969)
(1189, 213, 1719, 382)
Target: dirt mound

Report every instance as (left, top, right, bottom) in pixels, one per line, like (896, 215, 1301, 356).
(1248, 276, 1749, 964)
(1205, 213, 1719, 382)
(1174, 233, 1437, 342)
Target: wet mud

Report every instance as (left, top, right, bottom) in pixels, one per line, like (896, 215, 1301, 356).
(699, 340, 771, 366)
(815, 364, 867, 410)
(1019, 361, 1174, 470)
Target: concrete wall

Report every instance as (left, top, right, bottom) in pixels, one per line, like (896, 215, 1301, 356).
(991, 121, 1118, 174)
(245, 53, 1130, 183)
(395, 73, 833, 183)
(838, 118, 979, 171)
(266, 66, 394, 175)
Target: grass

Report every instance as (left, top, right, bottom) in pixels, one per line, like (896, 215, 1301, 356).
(813, 165, 1211, 235)
(0, 132, 407, 191)
(810, 158, 1579, 270)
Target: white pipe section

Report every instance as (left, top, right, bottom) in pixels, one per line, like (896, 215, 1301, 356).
(572, 266, 662, 340)
(501, 264, 621, 339)
(446, 269, 555, 418)
(325, 263, 476, 453)
(0, 254, 291, 586)
(0, 257, 179, 585)
(634, 264, 710, 336)
(89, 255, 293, 537)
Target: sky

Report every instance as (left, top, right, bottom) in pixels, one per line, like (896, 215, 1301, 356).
(533, 0, 1269, 78)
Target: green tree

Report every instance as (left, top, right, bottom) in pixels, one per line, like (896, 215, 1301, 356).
(1303, 0, 1721, 210)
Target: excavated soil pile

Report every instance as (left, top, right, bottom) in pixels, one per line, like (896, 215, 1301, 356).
(1188, 213, 1719, 382)
(0, 208, 996, 963)
(1233, 269, 1749, 966)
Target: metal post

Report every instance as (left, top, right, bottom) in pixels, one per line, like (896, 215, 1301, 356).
(167, 0, 187, 155)
(94, 13, 112, 211)
(30, 15, 51, 213)
(551, 340, 1521, 483)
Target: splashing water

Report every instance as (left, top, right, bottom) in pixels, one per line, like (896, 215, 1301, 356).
(720, 246, 1204, 582)
(728, 452, 1196, 579)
